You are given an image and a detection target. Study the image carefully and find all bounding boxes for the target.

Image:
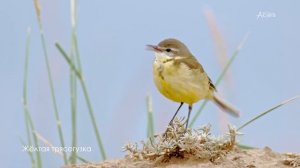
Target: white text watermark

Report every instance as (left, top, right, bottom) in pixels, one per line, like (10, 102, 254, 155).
(257, 11, 276, 19)
(22, 145, 92, 153)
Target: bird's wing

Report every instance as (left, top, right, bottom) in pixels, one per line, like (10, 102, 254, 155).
(177, 56, 204, 72)
(179, 56, 217, 91)
(175, 55, 218, 93)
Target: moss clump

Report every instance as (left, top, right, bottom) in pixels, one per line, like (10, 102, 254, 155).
(123, 118, 237, 163)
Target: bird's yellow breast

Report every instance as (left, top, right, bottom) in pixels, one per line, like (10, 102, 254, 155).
(153, 55, 211, 105)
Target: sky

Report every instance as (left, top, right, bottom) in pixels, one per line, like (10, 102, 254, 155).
(1, 0, 300, 167)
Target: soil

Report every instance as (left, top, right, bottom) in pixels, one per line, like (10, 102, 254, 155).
(67, 147, 300, 168)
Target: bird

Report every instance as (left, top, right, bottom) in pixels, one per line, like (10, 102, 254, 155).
(147, 38, 240, 129)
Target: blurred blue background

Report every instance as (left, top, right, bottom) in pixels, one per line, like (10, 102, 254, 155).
(1, 0, 300, 167)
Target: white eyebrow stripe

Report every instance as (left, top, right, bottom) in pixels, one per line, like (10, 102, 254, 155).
(160, 47, 179, 52)
(170, 48, 179, 52)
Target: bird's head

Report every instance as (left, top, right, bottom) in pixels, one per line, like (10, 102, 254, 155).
(147, 38, 192, 58)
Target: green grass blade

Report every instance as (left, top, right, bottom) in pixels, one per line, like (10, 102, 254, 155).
(69, 38, 78, 164)
(69, 0, 78, 164)
(236, 143, 256, 149)
(69, 52, 77, 164)
(189, 32, 250, 128)
(23, 28, 33, 153)
(55, 43, 82, 78)
(73, 33, 82, 71)
(76, 156, 90, 163)
(146, 95, 154, 138)
(28, 115, 42, 168)
(20, 138, 36, 166)
(237, 95, 300, 131)
(22, 27, 42, 168)
(55, 43, 107, 160)
(215, 33, 249, 86)
(33, 0, 68, 164)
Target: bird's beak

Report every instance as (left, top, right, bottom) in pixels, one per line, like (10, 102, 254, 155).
(146, 44, 162, 52)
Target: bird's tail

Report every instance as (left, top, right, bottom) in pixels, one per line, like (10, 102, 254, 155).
(212, 94, 240, 117)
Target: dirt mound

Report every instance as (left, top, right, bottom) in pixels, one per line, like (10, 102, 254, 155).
(69, 147, 299, 168)
(66, 119, 300, 168)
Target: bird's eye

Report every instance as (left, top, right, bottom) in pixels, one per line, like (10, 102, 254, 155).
(166, 48, 172, 52)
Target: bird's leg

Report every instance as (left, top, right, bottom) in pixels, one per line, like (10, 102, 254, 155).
(163, 102, 184, 140)
(168, 102, 183, 126)
(185, 105, 192, 130)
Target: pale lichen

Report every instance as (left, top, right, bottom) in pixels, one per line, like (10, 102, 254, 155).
(123, 118, 237, 163)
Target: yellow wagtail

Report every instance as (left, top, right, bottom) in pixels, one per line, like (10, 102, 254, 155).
(147, 38, 240, 129)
